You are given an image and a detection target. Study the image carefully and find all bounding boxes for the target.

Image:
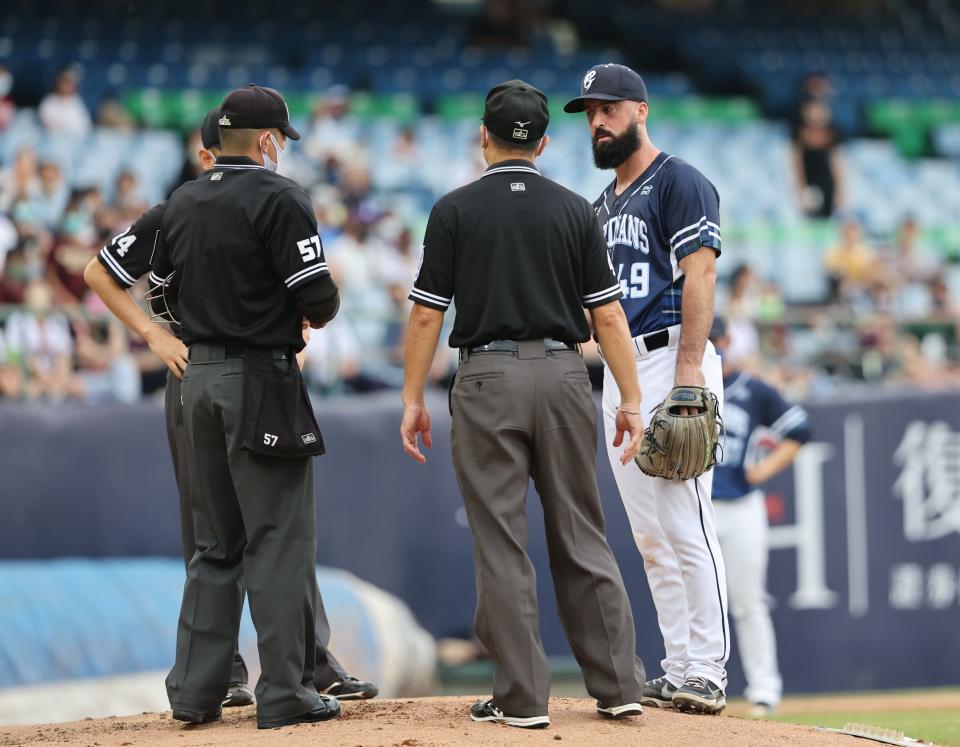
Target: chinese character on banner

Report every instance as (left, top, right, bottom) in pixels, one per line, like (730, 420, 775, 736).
(889, 563, 924, 610)
(893, 421, 960, 541)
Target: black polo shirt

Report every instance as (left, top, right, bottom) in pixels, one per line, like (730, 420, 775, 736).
(151, 156, 335, 350)
(410, 159, 622, 348)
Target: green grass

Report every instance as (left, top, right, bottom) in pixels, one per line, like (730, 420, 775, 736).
(771, 710, 960, 747)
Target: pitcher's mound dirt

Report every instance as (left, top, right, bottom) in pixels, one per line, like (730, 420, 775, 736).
(0, 696, 866, 746)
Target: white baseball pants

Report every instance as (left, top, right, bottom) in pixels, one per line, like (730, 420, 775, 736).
(601, 337, 729, 690)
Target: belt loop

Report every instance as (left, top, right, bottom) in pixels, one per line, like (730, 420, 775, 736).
(517, 340, 547, 360)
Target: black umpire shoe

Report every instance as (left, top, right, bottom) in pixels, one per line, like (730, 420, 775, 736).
(671, 676, 726, 715)
(172, 707, 222, 724)
(256, 694, 341, 729)
(596, 702, 643, 719)
(640, 675, 678, 708)
(321, 675, 379, 700)
(222, 682, 255, 708)
(469, 699, 550, 729)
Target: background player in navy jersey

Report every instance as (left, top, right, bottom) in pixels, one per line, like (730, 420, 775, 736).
(83, 108, 377, 708)
(566, 64, 730, 715)
(709, 317, 811, 717)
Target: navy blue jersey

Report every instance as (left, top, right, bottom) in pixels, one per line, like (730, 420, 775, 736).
(593, 152, 721, 336)
(713, 371, 812, 499)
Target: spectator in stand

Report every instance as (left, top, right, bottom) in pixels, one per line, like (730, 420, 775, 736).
(0, 247, 32, 305)
(111, 170, 148, 224)
(3, 280, 83, 401)
(301, 320, 390, 396)
(0, 148, 40, 214)
(72, 295, 141, 404)
(0, 325, 23, 398)
(96, 95, 135, 131)
(38, 68, 92, 138)
(326, 208, 392, 349)
(724, 263, 762, 366)
(0, 65, 15, 131)
(824, 220, 877, 302)
(46, 189, 100, 307)
(305, 86, 362, 165)
(31, 162, 70, 230)
(791, 95, 843, 219)
(468, 0, 525, 47)
(0, 211, 17, 273)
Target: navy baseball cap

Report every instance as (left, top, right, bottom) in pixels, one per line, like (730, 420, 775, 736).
(563, 63, 648, 113)
(218, 84, 301, 140)
(710, 316, 728, 341)
(483, 79, 549, 144)
(199, 107, 221, 150)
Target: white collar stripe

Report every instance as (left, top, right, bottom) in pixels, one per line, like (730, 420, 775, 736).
(482, 166, 540, 178)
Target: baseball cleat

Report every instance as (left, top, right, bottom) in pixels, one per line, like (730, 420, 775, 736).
(469, 699, 550, 728)
(597, 702, 643, 719)
(222, 682, 255, 707)
(748, 701, 776, 718)
(640, 675, 678, 708)
(671, 676, 726, 715)
(321, 675, 379, 700)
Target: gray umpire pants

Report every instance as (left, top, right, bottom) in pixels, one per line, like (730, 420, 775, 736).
(165, 346, 322, 722)
(164, 371, 346, 691)
(451, 340, 645, 717)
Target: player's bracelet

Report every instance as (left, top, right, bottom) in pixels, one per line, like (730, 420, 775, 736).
(617, 406, 641, 416)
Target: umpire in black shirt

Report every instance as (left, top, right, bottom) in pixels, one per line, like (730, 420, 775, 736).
(152, 85, 341, 729)
(401, 80, 647, 728)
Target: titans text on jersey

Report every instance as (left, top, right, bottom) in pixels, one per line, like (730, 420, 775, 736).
(593, 152, 721, 337)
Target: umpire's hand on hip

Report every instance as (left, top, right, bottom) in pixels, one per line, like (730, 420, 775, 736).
(401, 402, 433, 464)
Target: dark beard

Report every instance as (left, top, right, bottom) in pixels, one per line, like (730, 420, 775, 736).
(592, 123, 641, 169)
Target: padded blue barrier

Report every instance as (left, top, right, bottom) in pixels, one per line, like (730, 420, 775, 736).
(0, 559, 384, 689)
(1, 389, 960, 694)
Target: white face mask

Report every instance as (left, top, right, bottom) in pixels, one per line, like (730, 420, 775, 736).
(261, 132, 283, 172)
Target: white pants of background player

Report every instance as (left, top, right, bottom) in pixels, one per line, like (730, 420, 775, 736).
(714, 490, 782, 706)
(601, 329, 730, 690)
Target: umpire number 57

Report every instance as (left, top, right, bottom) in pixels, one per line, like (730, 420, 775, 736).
(297, 235, 323, 263)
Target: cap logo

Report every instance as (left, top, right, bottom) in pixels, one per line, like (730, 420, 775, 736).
(218, 115, 231, 126)
(583, 70, 597, 91)
(512, 125, 529, 140)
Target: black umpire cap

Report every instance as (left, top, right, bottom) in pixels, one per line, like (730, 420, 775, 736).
(218, 84, 301, 140)
(483, 79, 549, 144)
(564, 63, 648, 113)
(199, 107, 221, 150)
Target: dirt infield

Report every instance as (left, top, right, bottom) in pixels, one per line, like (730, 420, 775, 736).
(0, 696, 868, 747)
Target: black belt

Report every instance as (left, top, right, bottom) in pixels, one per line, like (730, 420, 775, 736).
(640, 328, 670, 353)
(189, 342, 292, 363)
(460, 338, 577, 361)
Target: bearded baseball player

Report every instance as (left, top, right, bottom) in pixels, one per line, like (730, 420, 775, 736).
(565, 64, 730, 715)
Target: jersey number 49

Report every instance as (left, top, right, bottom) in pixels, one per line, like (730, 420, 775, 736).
(617, 261, 649, 299)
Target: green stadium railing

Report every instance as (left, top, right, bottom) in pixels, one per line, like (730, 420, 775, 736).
(121, 89, 761, 131)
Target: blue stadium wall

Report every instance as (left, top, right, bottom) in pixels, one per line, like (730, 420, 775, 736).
(1, 389, 959, 694)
